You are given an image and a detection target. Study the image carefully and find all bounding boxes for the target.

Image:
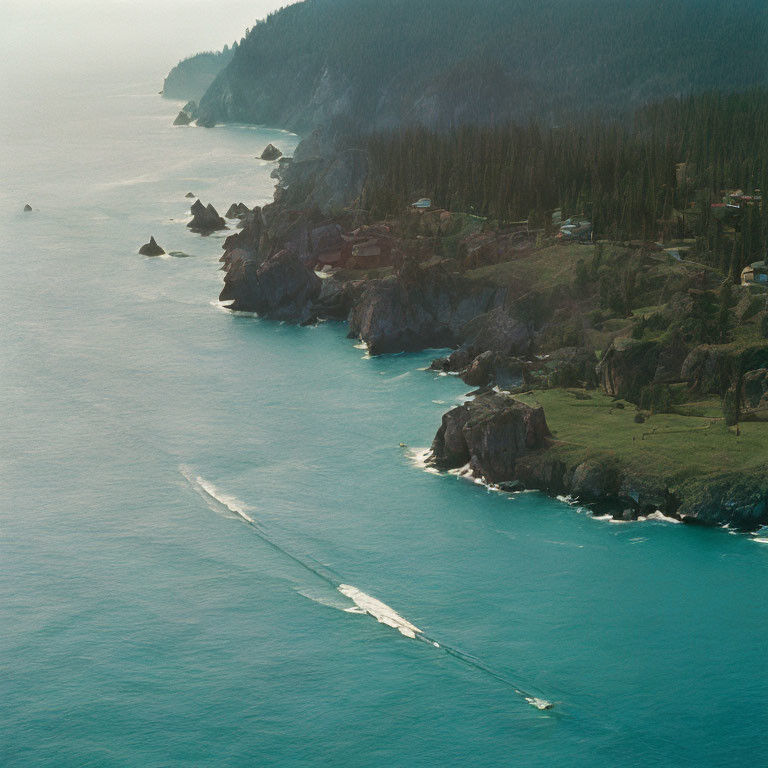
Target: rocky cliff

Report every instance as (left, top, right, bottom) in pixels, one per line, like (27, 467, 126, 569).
(429, 392, 551, 484)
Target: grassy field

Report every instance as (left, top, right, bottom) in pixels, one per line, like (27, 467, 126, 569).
(466, 242, 595, 292)
(515, 388, 768, 485)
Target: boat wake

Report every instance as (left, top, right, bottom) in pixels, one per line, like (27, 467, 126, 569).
(180, 465, 555, 711)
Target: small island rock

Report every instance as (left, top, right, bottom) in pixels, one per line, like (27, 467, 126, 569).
(185, 192, 196, 198)
(138, 236, 165, 256)
(187, 199, 227, 234)
(23, 204, 32, 212)
(260, 144, 283, 161)
(173, 111, 192, 126)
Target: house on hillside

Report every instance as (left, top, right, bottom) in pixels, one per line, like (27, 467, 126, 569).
(741, 260, 768, 286)
(727, 189, 762, 209)
(713, 190, 763, 220)
(557, 217, 593, 242)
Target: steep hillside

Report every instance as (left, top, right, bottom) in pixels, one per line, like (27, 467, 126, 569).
(191, 0, 768, 131)
(163, 46, 236, 102)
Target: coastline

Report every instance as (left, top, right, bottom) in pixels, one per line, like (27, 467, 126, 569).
(176, 124, 768, 535)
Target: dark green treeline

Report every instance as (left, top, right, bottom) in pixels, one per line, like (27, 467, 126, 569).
(364, 91, 768, 275)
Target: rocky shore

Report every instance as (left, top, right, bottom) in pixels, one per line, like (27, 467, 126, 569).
(183, 129, 768, 533)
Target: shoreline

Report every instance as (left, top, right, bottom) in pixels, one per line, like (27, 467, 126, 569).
(174, 123, 768, 536)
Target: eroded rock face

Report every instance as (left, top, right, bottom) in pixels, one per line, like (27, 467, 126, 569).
(348, 261, 496, 355)
(740, 368, 768, 414)
(225, 202, 251, 220)
(596, 339, 663, 400)
(187, 200, 227, 234)
(677, 476, 768, 529)
(462, 351, 525, 388)
(310, 149, 368, 215)
(682, 343, 768, 396)
(219, 248, 321, 322)
(435, 308, 533, 385)
(260, 144, 283, 161)
(138, 236, 165, 256)
(270, 148, 368, 216)
(311, 276, 365, 320)
(429, 392, 551, 483)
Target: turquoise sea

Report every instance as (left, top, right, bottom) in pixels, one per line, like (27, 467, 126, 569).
(2, 30, 768, 768)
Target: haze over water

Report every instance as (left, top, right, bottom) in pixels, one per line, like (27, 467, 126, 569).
(1, 4, 768, 766)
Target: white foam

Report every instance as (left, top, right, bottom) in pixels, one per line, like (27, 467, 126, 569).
(645, 510, 683, 524)
(337, 584, 422, 639)
(180, 466, 255, 523)
(408, 448, 441, 475)
(448, 463, 487, 486)
(526, 697, 555, 710)
(752, 537, 768, 544)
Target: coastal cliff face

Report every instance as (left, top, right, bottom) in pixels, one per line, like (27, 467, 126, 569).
(220, 248, 321, 322)
(429, 392, 551, 484)
(430, 395, 768, 530)
(347, 262, 498, 355)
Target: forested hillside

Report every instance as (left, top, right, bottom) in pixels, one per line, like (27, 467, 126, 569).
(193, 0, 768, 130)
(363, 90, 768, 279)
(163, 46, 236, 101)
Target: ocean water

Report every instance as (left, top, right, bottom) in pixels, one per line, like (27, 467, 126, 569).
(2, 50, 768, 768)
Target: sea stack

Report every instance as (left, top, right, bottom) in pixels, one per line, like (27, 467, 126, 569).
(187, 199, 227, 234)
(173, 100, 197, 126)
(260, 144, 283, 161)
(23, 204, 32, 212)
(138, 236, 165, 256)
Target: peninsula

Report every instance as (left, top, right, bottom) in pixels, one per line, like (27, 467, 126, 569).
(168, 0, 768, 531)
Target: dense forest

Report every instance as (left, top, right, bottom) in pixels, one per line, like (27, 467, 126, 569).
(193, 0, 768, 130)
(363, 90, 768, 280)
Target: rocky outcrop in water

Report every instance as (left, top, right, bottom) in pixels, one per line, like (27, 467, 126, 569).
(429, 392, 551, 483)
(138, 236, 165, 256)
(173, 111, 192, 126)
(260, 144, 283, 161)
(23, 204, 32, 212)
(219, 248, 321, 322)
(187, 200, 227, 234)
